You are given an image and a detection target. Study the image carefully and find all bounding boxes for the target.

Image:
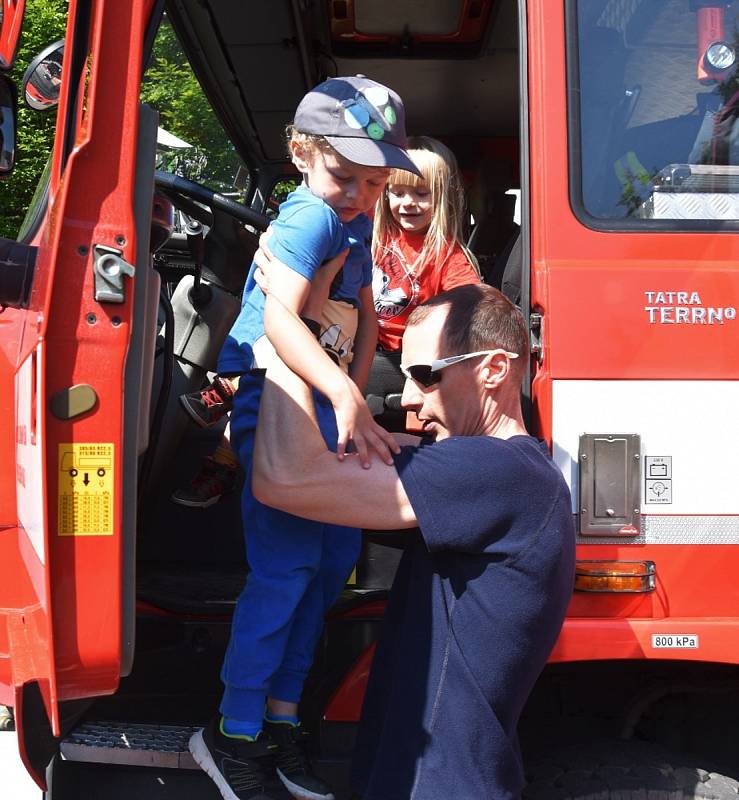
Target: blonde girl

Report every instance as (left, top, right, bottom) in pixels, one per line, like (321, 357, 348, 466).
(365, 137, 480, 416)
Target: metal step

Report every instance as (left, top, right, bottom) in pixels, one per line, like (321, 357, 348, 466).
(60, 722, 200, 769)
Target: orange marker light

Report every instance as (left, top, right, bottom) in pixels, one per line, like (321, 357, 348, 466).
(574, 560, 656, 593)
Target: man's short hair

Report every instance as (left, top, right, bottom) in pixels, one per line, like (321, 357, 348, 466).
(407, 284, 529, 368)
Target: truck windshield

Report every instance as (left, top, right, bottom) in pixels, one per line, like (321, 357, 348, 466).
(570, 0, 739, 225)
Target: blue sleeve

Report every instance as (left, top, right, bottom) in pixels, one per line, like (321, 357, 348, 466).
(393, 437, 565, 555)
(361, 251, 373, 289)
(269, 199, 348, 282)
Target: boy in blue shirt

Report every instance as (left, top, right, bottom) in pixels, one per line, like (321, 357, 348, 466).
(190, 76, 419, 800)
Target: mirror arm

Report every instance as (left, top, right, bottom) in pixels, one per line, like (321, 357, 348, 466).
(0, 75, 17, 175)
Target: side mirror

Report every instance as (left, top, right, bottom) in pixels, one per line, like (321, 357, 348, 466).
(22, 39, 64, 111)
(0, 74, 17, 175)
(0, 0, 27, 71)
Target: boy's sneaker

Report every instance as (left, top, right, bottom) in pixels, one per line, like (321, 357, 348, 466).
(171, 457, 239, 508)
(189, 717, 284, 800)
(180, 376, 235, 428)
(263, 720, 335, 800)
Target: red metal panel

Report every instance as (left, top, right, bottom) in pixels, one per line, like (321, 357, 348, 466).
(547, 265, 739, 380)
(526, 0, 739, 668)
(39, 0, 153, 708)
(551, 618, 739, 665)
(0, 0, 157, 737)
(323, 643, 376, 723)
(329, 0, 494, 46)
(527, 4, 739, 391)
(0, 0, 26, 69)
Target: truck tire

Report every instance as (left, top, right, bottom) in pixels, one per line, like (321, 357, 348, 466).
(523, 739, 739, 799)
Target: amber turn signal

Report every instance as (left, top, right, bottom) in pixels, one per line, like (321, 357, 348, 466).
(574, 560, 655, 593)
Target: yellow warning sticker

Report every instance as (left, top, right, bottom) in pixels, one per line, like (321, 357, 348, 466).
(58, 443, 114, 536)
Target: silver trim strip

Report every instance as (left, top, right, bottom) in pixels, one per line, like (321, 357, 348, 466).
(578, 515, 739, 545)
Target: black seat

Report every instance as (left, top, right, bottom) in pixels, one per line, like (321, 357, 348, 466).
(468, 191, 519, 287)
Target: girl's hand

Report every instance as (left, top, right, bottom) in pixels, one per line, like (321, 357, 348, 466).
(333, 378, 401, 468)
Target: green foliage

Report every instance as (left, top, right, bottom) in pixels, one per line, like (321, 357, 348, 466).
(272, 179, 300, 205)
(140, 18, 242, 192)
(0, 0, 66, 239)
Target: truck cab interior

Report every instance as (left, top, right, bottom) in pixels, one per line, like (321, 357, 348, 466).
(133, 0, 523, 691)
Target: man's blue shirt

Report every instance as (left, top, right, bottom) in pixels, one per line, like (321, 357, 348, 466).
(352, 435, 576, 800)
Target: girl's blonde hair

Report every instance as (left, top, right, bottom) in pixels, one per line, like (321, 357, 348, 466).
(372, 136, 479, 274)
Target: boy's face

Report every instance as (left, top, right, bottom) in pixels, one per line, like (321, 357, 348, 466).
(291, 141, 390, 223)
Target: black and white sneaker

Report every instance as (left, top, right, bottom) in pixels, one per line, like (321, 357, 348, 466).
(189, 717, 284, 800)
(263, 719, 335, 800)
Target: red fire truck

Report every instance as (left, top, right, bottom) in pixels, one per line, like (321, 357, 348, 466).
(1, 1, 738, 797)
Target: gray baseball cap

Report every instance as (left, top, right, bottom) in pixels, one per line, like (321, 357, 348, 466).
(293, 76, 421, 176)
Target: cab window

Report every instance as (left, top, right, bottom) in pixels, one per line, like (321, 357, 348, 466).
(569, 0, 739, 227)
(141, 14, 250, 199)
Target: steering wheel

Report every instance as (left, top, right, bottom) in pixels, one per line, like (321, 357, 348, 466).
(154, 170, 269, 232)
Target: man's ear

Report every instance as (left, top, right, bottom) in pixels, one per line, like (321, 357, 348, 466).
(289, 139, 311, 175)
(481, 354, 509, 390)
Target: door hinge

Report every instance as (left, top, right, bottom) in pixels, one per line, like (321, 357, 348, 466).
(530, 312, 543, 362)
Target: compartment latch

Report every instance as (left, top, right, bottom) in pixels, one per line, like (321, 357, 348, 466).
(578, 433, 641, 537)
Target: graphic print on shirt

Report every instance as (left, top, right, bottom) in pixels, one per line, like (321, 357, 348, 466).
(372, 242, 419, 321)
(320, 298, 358, 372)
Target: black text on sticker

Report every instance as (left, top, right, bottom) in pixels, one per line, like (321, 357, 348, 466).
(651, 634, 698, 649)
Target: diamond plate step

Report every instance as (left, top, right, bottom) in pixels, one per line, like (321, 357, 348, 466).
(60, 722, 201, 769)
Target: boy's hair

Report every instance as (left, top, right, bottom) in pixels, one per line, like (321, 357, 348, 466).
(285, 124, 333, 162)
(407, 283, 528, 375)
(372, 136, 479, 274)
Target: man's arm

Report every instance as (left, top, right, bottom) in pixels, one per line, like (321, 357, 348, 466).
(252, 356, 418, 530)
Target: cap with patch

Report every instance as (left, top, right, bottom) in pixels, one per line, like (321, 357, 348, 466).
(294, 75, 421, 176)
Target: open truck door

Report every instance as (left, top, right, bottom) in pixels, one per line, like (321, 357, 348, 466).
(0, 0, 158, 787)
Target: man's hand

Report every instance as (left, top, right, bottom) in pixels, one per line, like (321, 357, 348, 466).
(253, 232, 347, 308)
(252, 231, 277, 294)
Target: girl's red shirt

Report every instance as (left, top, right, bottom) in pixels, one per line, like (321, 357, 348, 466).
(372, 231, 480, 351)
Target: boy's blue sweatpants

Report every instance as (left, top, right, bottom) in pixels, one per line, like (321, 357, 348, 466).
(220, 375, 361, 723)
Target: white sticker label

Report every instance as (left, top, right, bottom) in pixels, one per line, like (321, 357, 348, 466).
(651, 634, 698, 649)
(645, 456, 672, 504)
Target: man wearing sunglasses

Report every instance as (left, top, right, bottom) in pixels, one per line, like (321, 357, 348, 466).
(252, 282, 575, 800)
